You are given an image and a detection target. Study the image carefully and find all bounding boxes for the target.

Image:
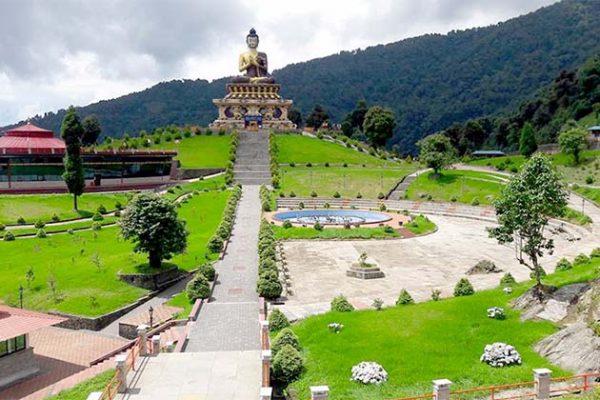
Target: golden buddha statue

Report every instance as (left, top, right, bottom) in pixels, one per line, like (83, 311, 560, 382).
(231, 28, 275, 84)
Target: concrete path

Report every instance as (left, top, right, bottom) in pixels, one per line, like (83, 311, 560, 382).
(186, 185, 261, 351)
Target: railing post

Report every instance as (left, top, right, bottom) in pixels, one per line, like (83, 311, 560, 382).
(261, 350, 272, 387)
(137, 324, 149, 356)
(151, 334, 161, 355)
(259, 386, 273, 400)
(310, 385, 329, 400)
(260, 320, 270, 349)
(115, 354, 128, 393)
(433, 379, 452, 400)
(534, 368, 552, 400)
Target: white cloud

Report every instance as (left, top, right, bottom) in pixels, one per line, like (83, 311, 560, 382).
(0, 0, 559, 126)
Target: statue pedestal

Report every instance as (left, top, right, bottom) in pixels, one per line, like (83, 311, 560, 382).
(211, 83, 295, 131)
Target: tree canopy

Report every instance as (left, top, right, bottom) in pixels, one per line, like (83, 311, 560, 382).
(305, 104, 329, 129)
(120, 193, 188, 269)
(82, 115, 102, 146)
(60, 106, 85, 210)
(417, 134, 455, 175)
(519, 122, 538, 157)
(558, 125, 589, 165)
(362, 106, 396, 147)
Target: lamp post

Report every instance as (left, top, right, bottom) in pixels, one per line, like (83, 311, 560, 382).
(582, 198, 585, 215)
(18, 285, 24, 309)
(148, 306, 154, 328)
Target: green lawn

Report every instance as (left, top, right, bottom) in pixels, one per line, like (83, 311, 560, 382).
(288, 258, 600, 399)
(1, 216, 118, 238)
(150, 134, 232, 168)
(166, 290, 195, 319)
(0, 190, 230, 316)
(575, 186, 600, 204)
(275, 134, 396, 166)
(47, 369, 115, 400)
(406, 170, 506, 205)
(279, 166, 417, 199)
(162, 175, 226, 202)
(469, 150, 599, 185)
(0, 193, 128, 225)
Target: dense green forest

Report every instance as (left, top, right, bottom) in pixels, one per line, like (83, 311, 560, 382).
(2, 0, 600, 153)
(441, 52, 600, 155)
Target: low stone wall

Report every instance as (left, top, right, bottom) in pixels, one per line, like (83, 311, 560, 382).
(118, 267, 185, 290)
(176, 168, 224, 180)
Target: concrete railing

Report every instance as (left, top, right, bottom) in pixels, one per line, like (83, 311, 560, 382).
(258, 297, 273, 400)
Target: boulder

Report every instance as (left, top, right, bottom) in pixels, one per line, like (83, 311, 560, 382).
(466, 260, 502, 275)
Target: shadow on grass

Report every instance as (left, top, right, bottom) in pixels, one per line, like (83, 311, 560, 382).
(133, 262, 179, 275)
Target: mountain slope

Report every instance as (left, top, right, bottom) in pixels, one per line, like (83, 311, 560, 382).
(4, 0, 600, 152)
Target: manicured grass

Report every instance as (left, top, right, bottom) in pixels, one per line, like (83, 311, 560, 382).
(150, 134, 232, 168)
(404, 215, 437, 235)
(0, 193, 128, 225)
(47, 369, 115, 400)
(1, 216, 118, 238)
(406, 170, 506, 205)
(279, 166, 417, 199)
(575, 186, 600, 204)
(162, 175, 226, 202)
(469, 150, 600, 185)
(166, 291, 195, 319)
(275, 134, 396, 166)
(0, 190, 230, 316)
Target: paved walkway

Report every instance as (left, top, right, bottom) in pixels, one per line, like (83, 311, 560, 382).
(186, 185, 261, 351)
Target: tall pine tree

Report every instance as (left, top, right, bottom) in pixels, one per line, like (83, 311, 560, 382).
(61, 107, 85, 210)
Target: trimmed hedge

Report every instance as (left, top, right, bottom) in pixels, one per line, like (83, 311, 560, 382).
(257, 218, 283, 299)
(331, 295, 354, 312)
(268, 308, 290, 332)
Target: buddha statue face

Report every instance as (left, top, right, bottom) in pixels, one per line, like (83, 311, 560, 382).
(246, 29, 259, 49)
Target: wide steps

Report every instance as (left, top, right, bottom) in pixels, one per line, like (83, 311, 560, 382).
(234, 131, 271, 185)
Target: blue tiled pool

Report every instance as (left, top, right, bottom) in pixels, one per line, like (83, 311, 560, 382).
(273, 210, 391, 225)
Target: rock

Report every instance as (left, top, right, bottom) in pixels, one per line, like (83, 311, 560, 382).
(512, 283, 589, 323)
(535, 322, 600, 373)
(466, 260, 502, 275)
(351, 362, 388, 385)
(480, 343, 522, 367)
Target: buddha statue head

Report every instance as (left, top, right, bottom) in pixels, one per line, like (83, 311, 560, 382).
(246, 28, 259, 49)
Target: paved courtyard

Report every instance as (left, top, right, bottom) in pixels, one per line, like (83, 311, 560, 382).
(280, 212, 598, 319)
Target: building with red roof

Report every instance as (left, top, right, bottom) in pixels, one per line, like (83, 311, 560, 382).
(0, 305, 65, 388)
(0, 122, 178, 193)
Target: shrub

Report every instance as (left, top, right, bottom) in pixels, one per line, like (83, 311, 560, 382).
(324, 162, 330, 167)
(298, 202, 304, 209)
(313, 221, 323, 231)
(36, 229, 47, 238)
(333, 191, 341, 198)
(377, 192, 385, 199)
(310, 191, 318, 197)
(198, 264, 216, 281)
(591, 248, 600, 259)
(289, 162, 295, 167)
(356, 192, 363, 199)
(271, 344, 303, 385)
(0, 224, 4, 231)
(431, 288, 442, 301)
(471, 197, 480, 206)
(271, 328, 301, 355)
(454, 278, 475, 296)
(342, 163, 348, 168)
(257, 276, 283, 299)
(395, 289, 414, 305)
(529, 266, 547, 280)
(289, 191, 296, 198)
(92, 213, 104, 221)
(17, 216, 26, 225)
(67, 229, 75, 235)
(34, 219, 45, 229)
(92, 222, 102, 231)
(574, 253, 590, 266)
(186, 275, 211, 301)
(268, 308, 290, 332)
(383, 225, 394, 234)
(282, 220, 293, 229)
(114, 210, 121, 217)
(585, 176, 594, 184)
(372, 298, 384, 310)
(97, 204, 107, 214)
(331, 295, 354, 312)
(500, 273, 516, 286)
(207, 235, 224, 253)
(51, 214, 60, 222)
(555, 258, 572, 272)
(306, 162, 312, 167)
(379, 204, 387, 211)
(3, 231, 15, 241)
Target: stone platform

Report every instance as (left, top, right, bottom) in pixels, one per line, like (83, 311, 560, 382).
(211, 83, 294, 130)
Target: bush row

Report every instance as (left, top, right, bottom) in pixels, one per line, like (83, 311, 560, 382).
(186, 263, 216, 302)
(224, 130, 240, 185)
(260, 185, 272, 212)
(256, 219, 283, 299)
(269, 132, 280, 188)
(207, 185, 242, 254)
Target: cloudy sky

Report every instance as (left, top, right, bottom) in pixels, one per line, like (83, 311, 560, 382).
(0, 0, 559, 126)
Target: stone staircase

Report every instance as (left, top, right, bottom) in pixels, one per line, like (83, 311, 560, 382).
(387, 174, 417, 200)
(234, 131, 271, 185)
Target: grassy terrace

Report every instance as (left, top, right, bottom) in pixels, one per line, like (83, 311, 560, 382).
(405, 170, 506, 205)
(279, 166, 417, 199)
(469, 150, 599, 185)
(275, 134, 395, 166)
(575, 186, 600, 204)
(0, 190, 231, 316)
(288, 258, 600, 399)
(47, 369, 115, 400)
(0, 193, 128, 225)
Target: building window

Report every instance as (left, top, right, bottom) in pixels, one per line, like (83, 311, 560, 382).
(0, 335, 26, 358)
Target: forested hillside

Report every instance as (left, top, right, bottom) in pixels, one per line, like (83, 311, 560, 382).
(3, 0, 600, 153)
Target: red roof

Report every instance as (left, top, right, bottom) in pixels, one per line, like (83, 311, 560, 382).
(0, 305, 65, 341)
(0, 122, 65, 155)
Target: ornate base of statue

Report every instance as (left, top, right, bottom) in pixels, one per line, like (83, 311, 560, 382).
(211, 83, 295, 131)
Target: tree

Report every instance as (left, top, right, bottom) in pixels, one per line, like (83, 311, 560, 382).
(81, 115, 102, 146)
(488, 154, 568, 299)
(518, 122, 537, 157)
(61, 106, 85, 210)
(341, 99, 369, 137)
(362, 106, 396, 147)
(558, 126, 588, 165)
(417, 134, 455, 175)
(288, 108, 302, 128)
(120, 193, 188, 269)
(305, 104, 329, 129)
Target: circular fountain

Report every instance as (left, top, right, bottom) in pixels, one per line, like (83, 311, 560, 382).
(273, 209, 391, 226)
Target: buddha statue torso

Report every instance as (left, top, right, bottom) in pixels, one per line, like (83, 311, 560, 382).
(232, 28, 275, 84)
